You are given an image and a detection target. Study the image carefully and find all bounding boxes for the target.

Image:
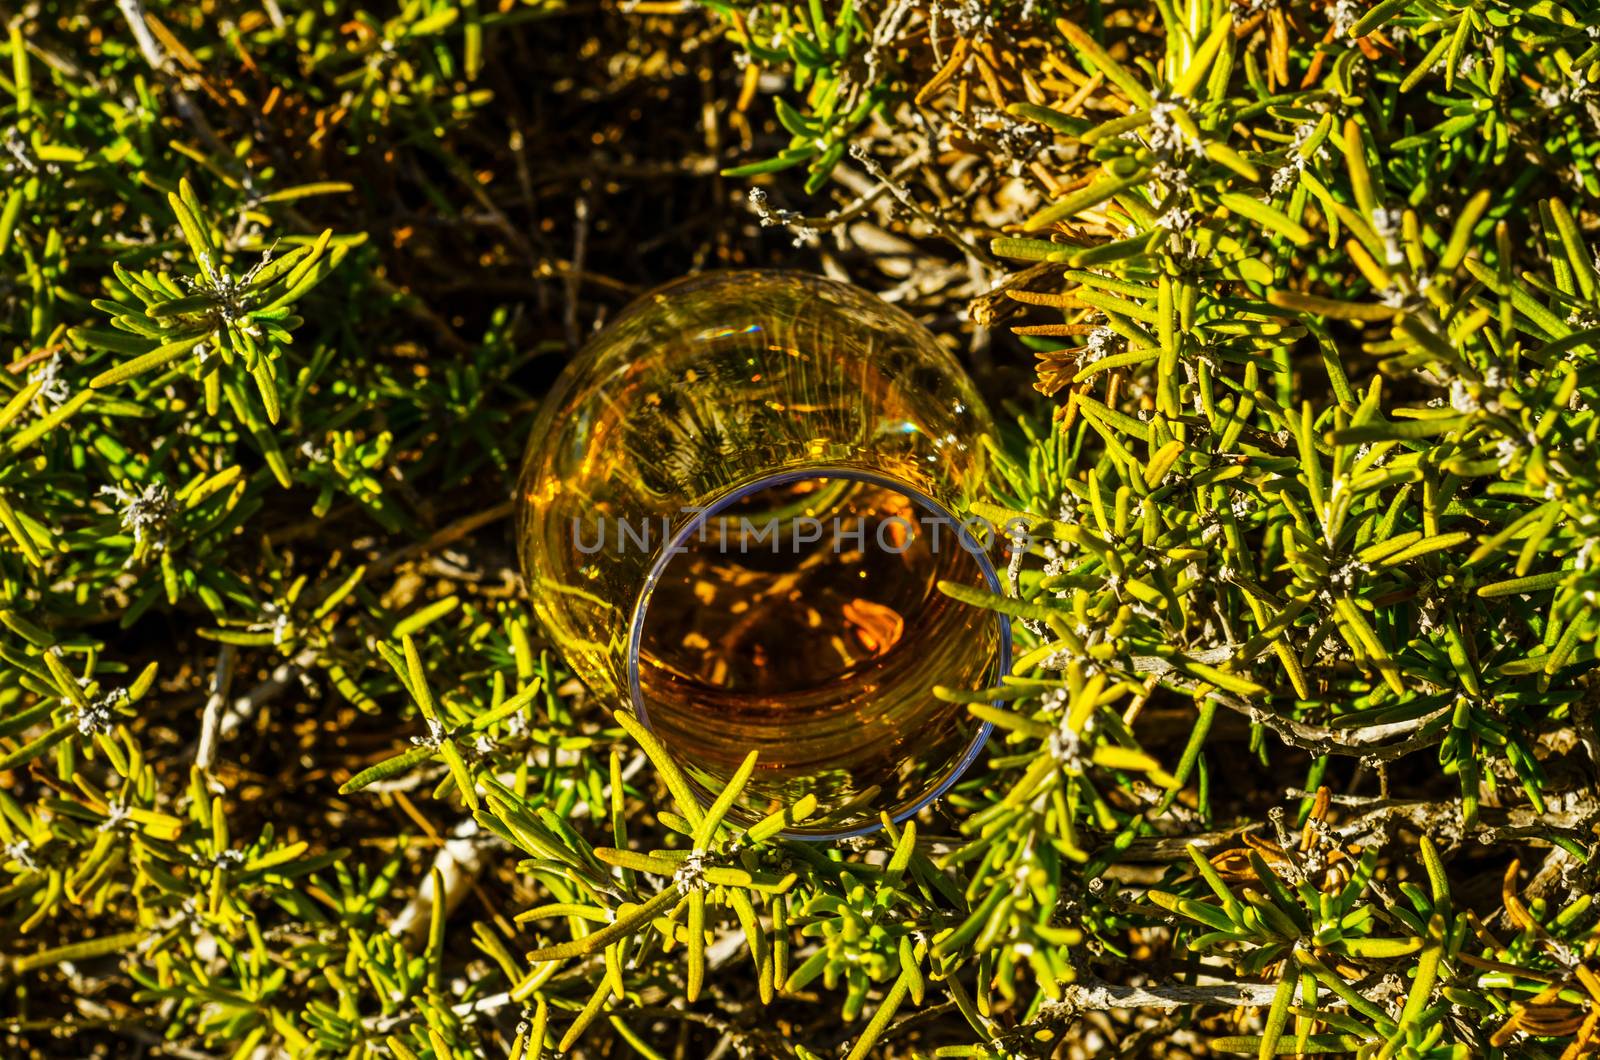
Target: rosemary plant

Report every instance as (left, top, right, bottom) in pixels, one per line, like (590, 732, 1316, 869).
(2, 0, 1599, 1057)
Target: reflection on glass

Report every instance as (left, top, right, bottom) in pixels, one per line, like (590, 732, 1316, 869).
(516, 271, 1009, 837)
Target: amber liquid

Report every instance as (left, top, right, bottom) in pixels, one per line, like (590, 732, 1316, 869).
(635, 476, 1001, 835)
(518, 271, 1007, 836)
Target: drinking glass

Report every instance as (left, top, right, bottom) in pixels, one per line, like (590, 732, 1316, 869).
(515, 270, 1010, 838)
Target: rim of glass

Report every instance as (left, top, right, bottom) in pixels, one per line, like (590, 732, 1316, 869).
(624, 464, 1012, 842)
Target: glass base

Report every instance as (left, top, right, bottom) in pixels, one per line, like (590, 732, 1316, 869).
(625, 465, 1011, 840)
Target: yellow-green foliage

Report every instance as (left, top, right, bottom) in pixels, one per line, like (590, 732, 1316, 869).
(2, 0, 1599, 1057)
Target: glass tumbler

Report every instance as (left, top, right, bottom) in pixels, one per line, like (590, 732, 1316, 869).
(515, 271, 1010, 838)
